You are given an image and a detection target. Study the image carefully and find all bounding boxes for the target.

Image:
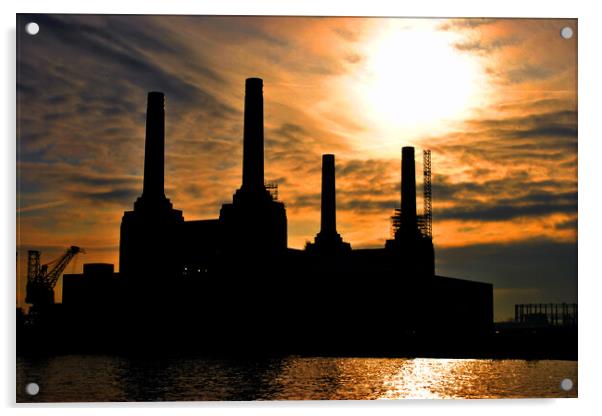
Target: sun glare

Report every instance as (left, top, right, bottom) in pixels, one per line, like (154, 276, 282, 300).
(350, 21, 487, 152)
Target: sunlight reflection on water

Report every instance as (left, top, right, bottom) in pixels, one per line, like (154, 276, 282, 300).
(378, 358, 577, 399)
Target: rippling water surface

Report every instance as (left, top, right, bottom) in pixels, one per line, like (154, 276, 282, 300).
(17, 355, 577, 401)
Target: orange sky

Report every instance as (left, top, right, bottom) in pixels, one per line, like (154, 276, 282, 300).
(16, 16, 577, 319)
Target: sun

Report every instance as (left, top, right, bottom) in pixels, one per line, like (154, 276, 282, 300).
(349, 20, 488, 152)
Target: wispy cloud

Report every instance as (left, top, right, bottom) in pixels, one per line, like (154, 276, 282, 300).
(453, 36, 520, 54)
(438, 18, 499, 31)
(17, 200, 66, 213)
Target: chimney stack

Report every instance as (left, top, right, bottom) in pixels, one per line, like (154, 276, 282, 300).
(310, 153, 350, 254)
(320, 154, 337, 236)
(141, 92, 166, 202)
(241, 78, 265, 193)
(400, 146, 418, 236)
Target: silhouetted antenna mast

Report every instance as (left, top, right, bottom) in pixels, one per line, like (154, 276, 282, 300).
(423, 149, 432, 239)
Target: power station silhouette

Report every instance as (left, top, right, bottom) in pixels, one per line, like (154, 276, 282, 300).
(26, 78, 496, 356)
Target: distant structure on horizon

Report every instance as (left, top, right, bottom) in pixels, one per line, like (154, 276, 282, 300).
(57, 77, 493, 354)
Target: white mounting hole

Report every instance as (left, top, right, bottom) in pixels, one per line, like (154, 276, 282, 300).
(560, 378, 573, 391)
(25, 22, 40, 35)
(560, 26, 574, 39)
(25, 382, 39, 396)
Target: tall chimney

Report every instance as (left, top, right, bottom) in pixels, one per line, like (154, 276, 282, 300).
(141, 92, 166, 201)
(241, 78, 265, 192)
(401, 146, 417, 236)
(320, 154, 337, 235)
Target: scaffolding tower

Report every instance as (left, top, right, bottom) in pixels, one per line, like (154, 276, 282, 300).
(390, 208, 401, 238)
(514, 303, 578, 327)
(265, 181, 279, 201)
(422, 149, 432, 239)
(391, 149, 433, 240)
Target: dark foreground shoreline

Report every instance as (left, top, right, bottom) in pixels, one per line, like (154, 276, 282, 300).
(17, 325, 577, 361)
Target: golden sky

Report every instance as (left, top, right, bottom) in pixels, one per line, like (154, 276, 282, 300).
(16, 16, 577, 319)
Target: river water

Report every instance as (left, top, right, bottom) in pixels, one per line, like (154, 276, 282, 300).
(16, 355, 577, 401)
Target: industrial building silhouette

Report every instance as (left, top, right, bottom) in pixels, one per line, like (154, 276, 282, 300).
(55, 78, 494, 355)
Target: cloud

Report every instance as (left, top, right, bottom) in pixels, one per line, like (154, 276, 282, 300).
(19, 162, 141, 195)
(72, 188, 140, 205)
(266, 121, 350, 171)
(428, 167, 577, 232)
(333, 27, 361, 42)
(287, 193, 321, 209)
(487, 63, 557, 84)
(338, 198, 398, 213)
(453, 36, 520, 54)
(419, 101, 577, 248)
(436, 191, 576, 222)
(430, 109, 577, 169)
(437, 238, 577, 320)
(554, 218, 578, 231)
(491, 98, 571, 113)
(16, 161, 145, 268)
(438, 18, 498, 31)
(344, 53, 363, 64)
(26, 14, 229, 97)
(17, 200, 67, 213)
